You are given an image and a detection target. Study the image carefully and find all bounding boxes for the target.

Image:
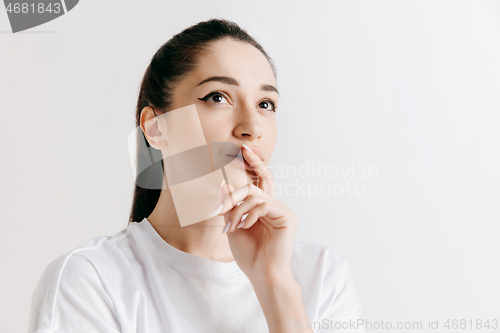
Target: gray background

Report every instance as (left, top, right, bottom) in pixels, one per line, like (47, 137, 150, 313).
(1, 1, 499, 332)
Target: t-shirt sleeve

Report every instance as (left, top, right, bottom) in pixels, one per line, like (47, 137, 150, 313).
(316, 252, 367, 333)
(27, 253, 122, 333)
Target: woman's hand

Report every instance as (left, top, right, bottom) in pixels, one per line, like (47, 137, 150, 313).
(214, 146, 313, 332)
(215, 145, 299, 283)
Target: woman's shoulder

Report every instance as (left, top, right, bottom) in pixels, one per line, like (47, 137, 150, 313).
(49, 227, 131, 267)
(35, 227, 135, 294)
(28, 229, 135, 332)
(291, 241, 365, 323)
(292, 240, 349, 270)
(291, 241, 357, 288)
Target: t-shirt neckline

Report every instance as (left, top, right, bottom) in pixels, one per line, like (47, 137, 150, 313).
(131, 217, 243, 276)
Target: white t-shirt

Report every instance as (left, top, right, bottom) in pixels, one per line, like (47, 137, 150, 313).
(28, 218, 366, 333)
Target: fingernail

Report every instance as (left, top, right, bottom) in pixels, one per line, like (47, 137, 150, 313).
(237, 219, 246, 228)
(221, 179, 227, 187)
(242, 144, 254, 154)
(210, 202, 223, 217)
(222, 220, 231, 234)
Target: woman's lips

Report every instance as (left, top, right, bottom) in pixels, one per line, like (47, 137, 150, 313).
(225, 146, 265, 172)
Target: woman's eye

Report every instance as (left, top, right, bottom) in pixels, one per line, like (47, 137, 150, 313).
(198, 92, 230, 105)
(210, 94, 228, 103)
(259, 100, 276, 112)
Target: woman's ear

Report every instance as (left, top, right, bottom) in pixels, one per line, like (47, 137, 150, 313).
(140, 106, 168, 150)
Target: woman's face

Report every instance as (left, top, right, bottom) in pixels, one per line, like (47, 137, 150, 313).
(168, 38, 279, 183)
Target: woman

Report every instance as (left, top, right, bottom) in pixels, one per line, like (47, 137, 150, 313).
(28, 19, 365, 333)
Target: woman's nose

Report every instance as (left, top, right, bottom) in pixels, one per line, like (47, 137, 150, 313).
(233, 103, 263, 139)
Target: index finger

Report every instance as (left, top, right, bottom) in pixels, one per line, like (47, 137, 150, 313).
(242, 146, 275, 198)
(216, 182, 264, 216)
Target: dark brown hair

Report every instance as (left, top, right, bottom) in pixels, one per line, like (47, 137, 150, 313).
(129, 18, 276, 223)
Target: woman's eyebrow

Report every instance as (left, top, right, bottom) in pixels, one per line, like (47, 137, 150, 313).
(197, 76, 279, 95)
(197, 76, 238, 86)
(260, 84, 279, 95)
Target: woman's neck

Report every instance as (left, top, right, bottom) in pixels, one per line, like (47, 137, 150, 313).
(147, 187, 234, 263)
